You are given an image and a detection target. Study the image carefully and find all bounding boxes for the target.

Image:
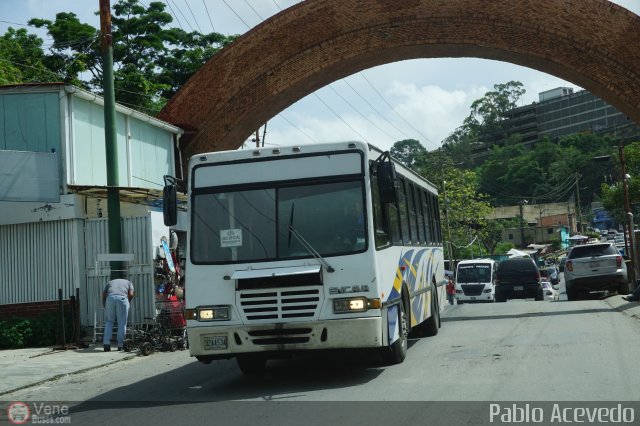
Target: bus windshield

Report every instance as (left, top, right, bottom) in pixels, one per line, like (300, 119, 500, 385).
(191, 179, 366, 264)
(456, 263, 492, 283)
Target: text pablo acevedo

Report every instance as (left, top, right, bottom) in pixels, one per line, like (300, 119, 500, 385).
(489, 403, 635, 423)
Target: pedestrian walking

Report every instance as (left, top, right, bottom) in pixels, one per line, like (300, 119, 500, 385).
(102, 277, 135, 352)
(446, 276, 456, 305)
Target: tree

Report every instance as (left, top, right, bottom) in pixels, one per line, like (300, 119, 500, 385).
(440, 81, 526, 169)
(0, 28, 53, 84)
(27, 0, 236, 115)
(390, 139, 428, 168)
(601, 141, 640, 221)
(465, 81, 526, 135)
(440, 167, 493, 259)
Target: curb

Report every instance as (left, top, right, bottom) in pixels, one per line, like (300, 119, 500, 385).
(603, 295, 640, 319)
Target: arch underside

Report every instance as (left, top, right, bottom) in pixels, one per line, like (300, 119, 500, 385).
(158, 0, 640, 160)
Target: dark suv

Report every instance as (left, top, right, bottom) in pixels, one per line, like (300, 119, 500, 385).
(495, 258, 543, 302)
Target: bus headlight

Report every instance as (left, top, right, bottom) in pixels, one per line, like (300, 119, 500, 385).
(333, 297, 380, 313)
(186, 306, 230, 321)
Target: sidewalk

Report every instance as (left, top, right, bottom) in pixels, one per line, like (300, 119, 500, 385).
(0, 344, 136, 396)
(1, 296, 639, 398)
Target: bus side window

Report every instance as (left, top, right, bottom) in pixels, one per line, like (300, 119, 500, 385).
(370, 171, 390, 248)
(422, 189, 433, 244)
(398, 178, 410, 245)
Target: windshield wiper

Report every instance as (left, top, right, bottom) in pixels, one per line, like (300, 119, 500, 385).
(288, 223, 335, 273)
(287, 204, 295, 248)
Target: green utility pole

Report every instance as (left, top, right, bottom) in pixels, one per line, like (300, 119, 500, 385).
(100, 0, 123, 279)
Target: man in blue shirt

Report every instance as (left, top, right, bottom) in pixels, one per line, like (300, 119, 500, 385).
(102, 278, 135, 351)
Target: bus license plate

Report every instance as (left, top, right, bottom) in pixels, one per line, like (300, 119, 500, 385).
(202, 335, 228, 350)
(514, 286, 523, 291)
(470, 297, 476, 300)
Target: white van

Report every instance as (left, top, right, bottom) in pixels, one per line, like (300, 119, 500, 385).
(455, 259, 497, 303)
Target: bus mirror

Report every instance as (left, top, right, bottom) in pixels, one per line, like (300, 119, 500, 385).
(377, 161, 397, 204)
(163, 184, 177, 226)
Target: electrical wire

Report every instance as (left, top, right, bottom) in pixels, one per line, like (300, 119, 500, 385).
(359, 71, 439, 149)
(221, 0, 252, 29)
(201, 0, 216, 32)
(341, 78, 417, 142)
(242, 0, 265, 20)
(276, 113, 318, 143)
(162, 0, 184, 30)
(312, 92, 369, 142)
(183, 0, 202, 33)
(168, 0, 194, 31)
(327, 85, 401, 141)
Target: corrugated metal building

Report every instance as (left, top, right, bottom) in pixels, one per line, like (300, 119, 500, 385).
(0, 83, 184, 330)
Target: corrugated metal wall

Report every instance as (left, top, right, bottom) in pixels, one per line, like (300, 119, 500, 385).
(0, 219, 84, 306)
(84, 216, 154, 327)
(0, 216, 155, 328)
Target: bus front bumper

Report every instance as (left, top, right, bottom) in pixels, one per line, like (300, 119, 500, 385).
(187, 317, 383, 358)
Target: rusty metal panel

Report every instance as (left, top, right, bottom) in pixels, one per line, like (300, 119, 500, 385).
(0, 219, 84, 306)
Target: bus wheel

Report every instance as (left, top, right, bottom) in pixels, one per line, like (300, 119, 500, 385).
(423, 287, 440, 337)
(237, 354, 267, 374)
(382, 301, 408, 365)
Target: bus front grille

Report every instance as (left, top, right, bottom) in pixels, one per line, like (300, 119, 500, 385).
(239, 288, 321, 322)
(461, 284, 484, 296)
(247, 328, 313, 345)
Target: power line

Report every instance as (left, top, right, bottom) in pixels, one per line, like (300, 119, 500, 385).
(359, 71, 439, 149)
(201, 0, 215, 32)
(221, 0, 252, 29)
(341, 78, 416, 142)
(162, 0, 184, 30)
(327, 84, 400, 141)
(276, 113, 318, 143)
(183, 0, 203, 33)
(167, 0, 194, 31)
(242, 0, 265, 20)
(312, 92, 369, 142)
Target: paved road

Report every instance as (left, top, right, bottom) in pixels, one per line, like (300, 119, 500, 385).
(5, 275, 640, 425)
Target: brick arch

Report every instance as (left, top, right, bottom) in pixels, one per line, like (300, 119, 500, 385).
(158, 0, 640, 159)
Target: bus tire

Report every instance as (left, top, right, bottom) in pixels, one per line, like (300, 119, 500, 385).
(237, 354, 267, 374)
(381, 299, 408, 365)
(423, 287, 440, 337)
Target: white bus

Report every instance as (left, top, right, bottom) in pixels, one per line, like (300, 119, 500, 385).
(163, 141, 446, 373)
(454, 259, 497, 303)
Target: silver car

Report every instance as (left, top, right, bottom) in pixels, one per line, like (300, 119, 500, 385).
(564, 243, 629, 300)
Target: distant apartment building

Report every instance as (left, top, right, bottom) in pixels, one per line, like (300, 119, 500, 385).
(471, 87, 640, 162)
(487, 202, 576, 248)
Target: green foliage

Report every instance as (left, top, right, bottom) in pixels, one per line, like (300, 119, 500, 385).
(465, 81, 526, 133)
(0, 318, 32, 349)
(600, 142, 640, 221)
(547, 238, 561, 252)
(0, 28, 53, 84)
(440, 167, 493, 259)
(11, 0, 237, 114)
(0, 314, 74, 349)
(442, 81, 526, 169)
(493, 241, 515, 255)
(390, 139, 427, 168)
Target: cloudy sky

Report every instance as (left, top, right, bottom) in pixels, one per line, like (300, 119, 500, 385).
(1, 0, 638, 152)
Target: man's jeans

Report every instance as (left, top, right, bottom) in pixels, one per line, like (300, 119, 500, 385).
(103, 295, 130, 347)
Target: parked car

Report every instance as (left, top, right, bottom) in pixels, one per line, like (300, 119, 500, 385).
(542, 281, 560, 301)
(494, 258, 544, 302)
(559, 257, 567, 272)
(539, 268, 551, 283)
(546, 266, 559, 285)
(564, 242, 629, 301)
